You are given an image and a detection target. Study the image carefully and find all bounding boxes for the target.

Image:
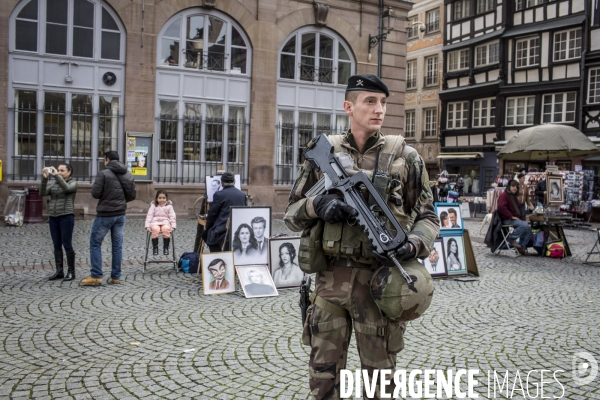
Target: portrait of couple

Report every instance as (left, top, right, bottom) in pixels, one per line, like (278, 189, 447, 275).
(436, 204, 463, 231)
(230, 207, 271, 266)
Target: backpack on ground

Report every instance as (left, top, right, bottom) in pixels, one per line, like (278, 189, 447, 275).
(178, 252, 200, 274)
(545, 242, 565, 258)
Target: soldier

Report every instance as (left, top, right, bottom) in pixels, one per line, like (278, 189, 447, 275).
(284, 74, 439, 399)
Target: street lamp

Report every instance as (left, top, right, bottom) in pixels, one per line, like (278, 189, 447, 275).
(368, 7, 397, 54)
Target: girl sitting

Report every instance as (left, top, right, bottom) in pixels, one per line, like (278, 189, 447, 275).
(145, 190, 177, 255)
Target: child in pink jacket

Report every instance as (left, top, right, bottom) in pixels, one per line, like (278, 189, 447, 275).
(145, 190, 177, 255)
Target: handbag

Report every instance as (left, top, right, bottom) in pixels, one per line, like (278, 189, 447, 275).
(545, 242, 565, 258)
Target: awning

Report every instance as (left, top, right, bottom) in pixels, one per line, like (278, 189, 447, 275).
(437, 152, 483, 159)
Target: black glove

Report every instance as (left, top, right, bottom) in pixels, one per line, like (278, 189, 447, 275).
(313, 194, 358, 224)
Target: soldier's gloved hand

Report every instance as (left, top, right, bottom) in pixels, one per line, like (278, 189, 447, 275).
(313, 194, 358, 224)
(395, 242, 416, 261)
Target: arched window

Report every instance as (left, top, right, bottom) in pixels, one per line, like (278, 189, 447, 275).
(159, 13, 249, 74)
(8, 0, 125, 181)
(275, 28, 355, 184)
(155, 10, 251, 184)
(13, 0, 123, 60)
(279, 29, 352, 85)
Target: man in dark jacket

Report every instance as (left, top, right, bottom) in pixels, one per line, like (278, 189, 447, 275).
(497, 180, 533, 256)
(535, 177, 547, 207)
(202, 172, 246, 252)
(81, 151, 136, 286)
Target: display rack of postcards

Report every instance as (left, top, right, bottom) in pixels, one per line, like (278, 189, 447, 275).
(524, 172, 545, 204)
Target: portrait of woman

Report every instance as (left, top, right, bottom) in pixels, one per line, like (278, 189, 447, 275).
(446, 238, 462, 271)
(550, 182, 561, 201)
(272, 242, 304, 288)
(439, 211, 449, 228)
(232, 223, 259, 265)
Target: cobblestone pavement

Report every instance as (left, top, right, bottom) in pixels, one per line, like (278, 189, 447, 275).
(1, 217, 599, 399)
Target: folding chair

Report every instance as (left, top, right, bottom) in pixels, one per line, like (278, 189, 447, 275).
(493, 225, 520, 256)
(584, 229, 600, 265)
(143, 230, 178, 272)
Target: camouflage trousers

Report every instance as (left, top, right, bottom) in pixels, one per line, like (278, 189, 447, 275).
(302, 264, 407, 400)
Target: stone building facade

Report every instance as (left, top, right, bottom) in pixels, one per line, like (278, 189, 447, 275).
(0, 0, 412, 217)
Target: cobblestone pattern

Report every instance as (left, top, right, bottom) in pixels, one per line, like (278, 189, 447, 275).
(0, 218, 599, 399)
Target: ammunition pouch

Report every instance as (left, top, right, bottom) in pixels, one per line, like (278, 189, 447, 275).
(298, 219, 328, 273)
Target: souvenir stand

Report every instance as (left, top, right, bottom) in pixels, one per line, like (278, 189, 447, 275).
(421, 202, 479, 279)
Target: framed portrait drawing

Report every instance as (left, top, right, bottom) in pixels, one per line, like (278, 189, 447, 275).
(419, 238, 447, 278)
(201, 252, 236, 295)
(442, 235, 467, 276)
(230, 207, 272, 266)
(269, 237, 304, 289)
(435, 203, 464, 233)
(206, 174, 242, 202)
(236, 265, 279, 298)
(546, 176, 564, 206)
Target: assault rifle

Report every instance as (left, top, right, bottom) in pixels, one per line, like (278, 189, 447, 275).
(304, 134, 417, 292)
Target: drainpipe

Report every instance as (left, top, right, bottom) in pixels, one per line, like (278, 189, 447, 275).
(579, 1, 589, 133)
(377, 0, 383, 77)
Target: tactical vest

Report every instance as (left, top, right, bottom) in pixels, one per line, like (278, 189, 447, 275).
(321, 134, 408, 265)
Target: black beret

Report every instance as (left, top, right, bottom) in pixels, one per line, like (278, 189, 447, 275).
(346, 74, 389, 97)
(221, 172, 235, 183)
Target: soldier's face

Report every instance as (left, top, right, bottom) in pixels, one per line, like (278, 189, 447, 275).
(208, 262, 226, 280)
(344, 92, 387, 135)
(252, 222, 265, 240)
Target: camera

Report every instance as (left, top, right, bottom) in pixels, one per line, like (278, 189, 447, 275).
(44, 167, 53, 174)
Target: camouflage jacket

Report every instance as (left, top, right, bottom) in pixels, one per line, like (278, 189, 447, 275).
(284, 132, 440, 259)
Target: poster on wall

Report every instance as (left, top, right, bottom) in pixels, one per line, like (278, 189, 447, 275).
(126, 133, 153, 181)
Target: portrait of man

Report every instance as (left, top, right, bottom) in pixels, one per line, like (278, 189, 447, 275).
(236, 266, 278, 298)
(251, 216, 268, 263)
(421, 239, 447, 277)
(211, 179, 222, 193)
(448, 208, 460, 228)
(207, 258, 230, 290)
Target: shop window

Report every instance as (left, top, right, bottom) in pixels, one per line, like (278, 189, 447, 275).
(515, 37, 540, 68)
(405, 111, 415, 138)
(278, 30, 352, 85)
(450, 166, 481, 194)
(447, 101, 469, 129)
(275, 110, 349, 184)
(542, 92, 576, 123)
(554, 28, 582, 62)
(506, 96, 535, 126)
(448, 49, 469, 71)
(13, 0, 123, 60)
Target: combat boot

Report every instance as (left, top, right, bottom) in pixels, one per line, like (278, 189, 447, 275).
(152, 238, 159, 255)
(63, 251, 76, 281)
(163, 238, 170, 255)
(49, 250, 64, 280)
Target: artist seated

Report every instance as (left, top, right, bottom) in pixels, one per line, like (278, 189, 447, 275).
(497, 180, 535, 256)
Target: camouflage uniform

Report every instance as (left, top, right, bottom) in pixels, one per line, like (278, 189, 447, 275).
(285, 131, 439, 399)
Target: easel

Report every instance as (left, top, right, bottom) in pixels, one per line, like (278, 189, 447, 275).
(584, 229, 600, 265)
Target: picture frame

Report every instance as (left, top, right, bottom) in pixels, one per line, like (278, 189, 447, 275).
(546, 175, 564, 206)
(201, 252, 236, 295)
(419, 238, 447, 278)
(435, 202, 464, 233)
(206, 174, 242, 202)
(236, 265, 279, 298)
(230, 206, 272, 266)
(442, 235, 467, 276)
(269, 236, 304, 289)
